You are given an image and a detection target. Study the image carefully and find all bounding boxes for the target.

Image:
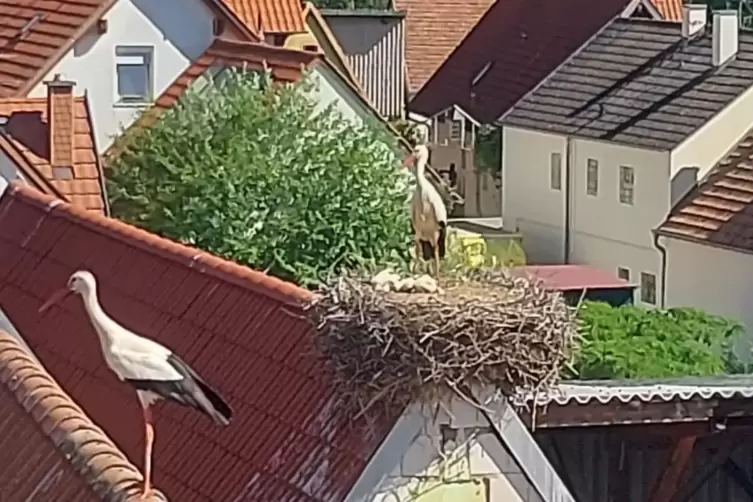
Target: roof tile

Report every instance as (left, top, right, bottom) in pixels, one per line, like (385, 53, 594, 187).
(0, 95, 104, 212)
(651, 0, 682, 21)
(0, 0, 116, 97)
(224, 0, 306, 34)
(0, 329, 168, 501)
(500, 18, 753, 150)
(409, 0, 632, 122)
(396, 0, 493, 94)
(658, 129, 753, 251)
(0, 182, 401, 501)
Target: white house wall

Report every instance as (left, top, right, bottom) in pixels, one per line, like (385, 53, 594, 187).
(501, 127, 567, 264)
(0, 151, 20, 197)
(502, 126, 669, 306)
(569, 138, 667, 305)
(671, 85, 753, 180)
(311, 65, 371, 126)
(664, 236, 753, 356)
(345, 395, 545, 502)
(28, 0, 217, 152)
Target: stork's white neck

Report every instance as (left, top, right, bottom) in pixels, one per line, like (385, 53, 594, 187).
(78, 286, 118, 349)
(414, 150, 430, 195)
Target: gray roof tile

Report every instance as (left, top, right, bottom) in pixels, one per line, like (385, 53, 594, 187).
(499, 18, 753, 150)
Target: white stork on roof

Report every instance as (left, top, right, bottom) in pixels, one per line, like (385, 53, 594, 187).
(38, 270, 232, 499)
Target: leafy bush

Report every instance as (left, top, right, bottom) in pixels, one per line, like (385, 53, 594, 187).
(107, 69, 412, 286)
(571, 301, 745, 379)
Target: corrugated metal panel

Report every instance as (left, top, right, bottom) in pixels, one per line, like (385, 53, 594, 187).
(536, 428, 753, 502)
(523, 375, 753, 406)
(323, 14, 406, 119)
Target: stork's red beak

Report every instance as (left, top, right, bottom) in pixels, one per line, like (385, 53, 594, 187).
(39, 288, 72, 314)
(402, 154, 415, 168)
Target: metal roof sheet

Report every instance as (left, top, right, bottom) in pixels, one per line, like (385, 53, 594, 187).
(526, 375, 753, 406)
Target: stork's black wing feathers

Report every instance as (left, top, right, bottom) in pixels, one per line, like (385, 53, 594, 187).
(126, 354, 232, 426)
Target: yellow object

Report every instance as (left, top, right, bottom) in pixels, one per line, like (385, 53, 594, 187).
(446, 227, 526, 269)
(409, 479, 486, 502)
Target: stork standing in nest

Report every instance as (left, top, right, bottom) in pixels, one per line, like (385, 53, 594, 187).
(403, 132, 448, 277)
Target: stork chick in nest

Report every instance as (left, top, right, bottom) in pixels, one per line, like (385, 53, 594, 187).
(403, 140, 447, 277)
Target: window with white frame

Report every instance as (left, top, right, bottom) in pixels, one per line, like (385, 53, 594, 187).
(617, 267, 630, 282)
(115, 46, 153, 104)
(586, 159, 599, 196)
(620, 165, 635, 205)
(640, 272, 656, 305)
(550, 152, 562, 191)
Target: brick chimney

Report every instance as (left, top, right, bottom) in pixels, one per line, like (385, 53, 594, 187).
(44, 73, 76, 171)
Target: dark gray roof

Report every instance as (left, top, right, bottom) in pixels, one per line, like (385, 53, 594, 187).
(498, 18, 753, 150)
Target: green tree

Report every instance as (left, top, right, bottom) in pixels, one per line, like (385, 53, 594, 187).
(571, 301, 745, 379)
(107, 69, 412, 286)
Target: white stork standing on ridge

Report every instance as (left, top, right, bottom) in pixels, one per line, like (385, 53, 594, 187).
(403, 127, 448, 277)
(38, 270, 232, 499)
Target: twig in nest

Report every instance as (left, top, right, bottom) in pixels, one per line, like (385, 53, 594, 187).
(304, 269, 577, 416)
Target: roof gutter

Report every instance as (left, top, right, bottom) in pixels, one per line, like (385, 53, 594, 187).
(652, 230, 668, 308)
(564, 136, 573, 263)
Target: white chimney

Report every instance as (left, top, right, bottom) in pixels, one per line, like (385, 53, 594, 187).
(712, 10, 739, 67)
(682, 4, 707, 38)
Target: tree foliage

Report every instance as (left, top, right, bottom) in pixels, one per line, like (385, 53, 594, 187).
(571, 301, 745, 380)
(107, 69, 412, 286)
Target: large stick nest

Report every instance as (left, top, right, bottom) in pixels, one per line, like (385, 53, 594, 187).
(305, 269, 577, 413)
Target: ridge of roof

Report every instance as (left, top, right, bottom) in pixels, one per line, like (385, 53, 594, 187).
(0, 329, 167, 501)
(5, 182, 311, 307)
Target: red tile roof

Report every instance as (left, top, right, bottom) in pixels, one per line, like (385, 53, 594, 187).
(0, 182, 400, 502)
(651, 0, 682, 21)
(0, 0, 259, 98)
(396, 0, 494, 94)
(153, 37, 319, 112)
(513, 265, 636, 291)
(224, 0, 307, 34)
(657, 130, 753, 251)
(409, 0, 633, 122)
(0, 0, 117, 97)
(0, 95, 105, 212)
(0, 329, 167, 501)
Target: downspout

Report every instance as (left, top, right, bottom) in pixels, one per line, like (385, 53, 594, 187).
(564, 137, 573, 263)
(653, 231, 668, 308)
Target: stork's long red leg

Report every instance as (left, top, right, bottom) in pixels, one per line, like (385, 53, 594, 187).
(140, 406, 154, 499)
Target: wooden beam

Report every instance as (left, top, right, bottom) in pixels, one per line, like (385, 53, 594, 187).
(671, 433, 746, 502)
(649, 435, 697, 502)
(722, 458, 753, 499)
